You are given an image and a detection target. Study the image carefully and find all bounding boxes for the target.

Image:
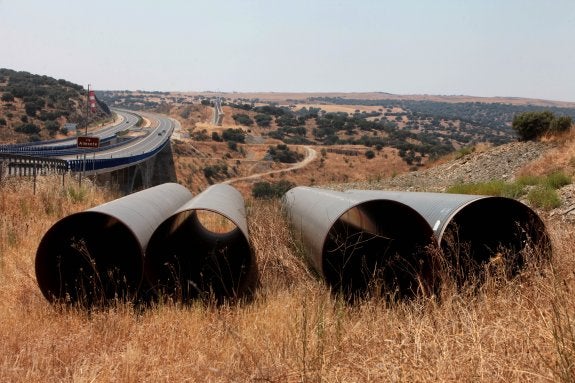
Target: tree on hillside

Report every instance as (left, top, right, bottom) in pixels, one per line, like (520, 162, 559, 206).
(232, 113, 253, 126)
(511, 111, 572, 141)
(1, 92, 14, 102)
(254, 113, 272, 127)
(550, 115, 573, 133)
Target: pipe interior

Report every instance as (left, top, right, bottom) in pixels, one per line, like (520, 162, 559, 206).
(35, 212, 144, 305)
(440, 198, 551, 284)
(145, 210, 253, 302)
(322, 200, 434, 299)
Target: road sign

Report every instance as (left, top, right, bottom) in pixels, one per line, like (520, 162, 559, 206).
(77, 136, 100, 149)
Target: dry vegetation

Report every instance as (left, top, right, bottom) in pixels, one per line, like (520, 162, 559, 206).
(2, 173, 575, 382)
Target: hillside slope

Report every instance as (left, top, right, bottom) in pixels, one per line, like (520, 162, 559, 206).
(0, 68, 110, 143)
(342, 140, 553, 192)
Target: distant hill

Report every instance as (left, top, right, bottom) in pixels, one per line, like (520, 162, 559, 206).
(99, 90, 575, 166)
(0, 68, 110, 144)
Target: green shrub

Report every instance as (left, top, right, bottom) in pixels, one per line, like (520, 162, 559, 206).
(267, 144, 303, 163)
(446, 180, 524, 198)
(212, 131, 222, 142)
(544, 171, 572, 189)
(232, 113, 253, 126)
(252, 180, 295, 199)
(222, 128, 246, 143)
(15, 123, 40, 135)
(527, 186, 561, 210)
(515, 174, 544, 186)
(1, 92, 14, 102)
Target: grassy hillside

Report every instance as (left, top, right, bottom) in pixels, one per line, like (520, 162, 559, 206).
(0, 68, 111, 143)
(1, 162, 575, 381)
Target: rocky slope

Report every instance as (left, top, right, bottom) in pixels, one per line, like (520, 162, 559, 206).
(341, 141, 553, 192)
(337, 139, 575, 222)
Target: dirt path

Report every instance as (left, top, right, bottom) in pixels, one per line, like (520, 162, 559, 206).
(223, 146, 317, 185)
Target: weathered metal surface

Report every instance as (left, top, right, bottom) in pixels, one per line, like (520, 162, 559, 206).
(35, 183, 193, 305)
(145, 184, 256, 302)
(348, 189, 552, 283)
(283, 187, 435, 298)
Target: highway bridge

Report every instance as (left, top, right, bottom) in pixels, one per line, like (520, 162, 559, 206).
(0, 109, 178, 192)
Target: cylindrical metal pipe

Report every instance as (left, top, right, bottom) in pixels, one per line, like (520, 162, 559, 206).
(35, 183, 193, 305)
(283, 187, 436, 298)
(347, 190, 552, 284)
(145, 184, 256, 303)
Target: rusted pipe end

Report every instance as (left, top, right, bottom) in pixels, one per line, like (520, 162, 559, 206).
(35, 211, 144, 306)
(145, 209, 254, 303)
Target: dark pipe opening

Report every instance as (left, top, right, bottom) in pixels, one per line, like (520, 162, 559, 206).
(440, 197, 552, 285)
(322, 200, 435, 300)
(35, 212, 144, 306)
(145, 210, 253, 303)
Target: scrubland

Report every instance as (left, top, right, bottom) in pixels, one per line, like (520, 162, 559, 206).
(1, 175, 575, 382)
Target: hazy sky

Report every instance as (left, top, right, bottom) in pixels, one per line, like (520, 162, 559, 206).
(1, 0, 574, 101)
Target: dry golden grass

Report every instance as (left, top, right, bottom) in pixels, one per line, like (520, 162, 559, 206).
(2, 176, 575, 382)
(518, 130, 575, 178)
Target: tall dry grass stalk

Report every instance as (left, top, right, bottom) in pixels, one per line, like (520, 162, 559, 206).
(1, 176, 574, 382)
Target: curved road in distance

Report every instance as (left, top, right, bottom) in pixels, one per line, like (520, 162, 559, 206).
(223, 146, 317, 185)
(60, 110, 175, 161)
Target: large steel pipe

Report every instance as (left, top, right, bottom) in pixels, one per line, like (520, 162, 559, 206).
(145, 184, 255, 302)
(283, 187, 436, 298)
(35, 183, 193, 305)
(349, 190, 552, 284)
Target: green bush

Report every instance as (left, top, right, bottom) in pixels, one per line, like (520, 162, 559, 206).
(1, 92, 14, 102)
(544, 171, 572, 189)
(211, 131, 222, 142)
(526, 186, 561, 210)
(254, 113, 272, 127)
(232, 113, 253, 126)
(512, 111, 573, 141)
(515, 174, 544, 186)
(447, 171, 571, 210)
(222, 128, 246, 143)
(446, 180, 524, 198)
(203, 163, 228, 182)
(44, 120, 60, 133)
(227, 141, 238, 151)
(267, 144, 304, 163)
(365, 150, 375, 159)
(15, 123, 40, 135)
(252, 180, 295, 199)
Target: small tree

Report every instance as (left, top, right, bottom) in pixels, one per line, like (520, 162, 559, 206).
(222, 128, 246, 143)
(15, 123, 40, 135)
(1, 92, 14, 102)
(365, 150, 375, 159)
(252, 180, 295, 199)
(211, 131, 222, 142)
(45, 120, 60, 135)
(512, 111, 554, 141)
(232, 113, 253, 126)
(549, 115, 573, 134)
(254, 113, 272, 127)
